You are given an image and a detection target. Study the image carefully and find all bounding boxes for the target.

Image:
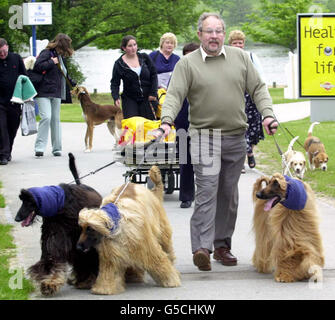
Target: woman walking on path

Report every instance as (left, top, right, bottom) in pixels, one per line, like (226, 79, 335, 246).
(34, 33, 76, 158)
(111, 35, 158, 120)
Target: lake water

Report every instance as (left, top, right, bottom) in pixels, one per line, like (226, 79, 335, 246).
(73, 44, 290, 93)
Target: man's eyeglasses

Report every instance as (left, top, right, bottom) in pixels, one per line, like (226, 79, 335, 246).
(201, 29, 224, 35)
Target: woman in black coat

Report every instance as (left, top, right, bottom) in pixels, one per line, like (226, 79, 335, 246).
(33, 33, 76, 158)
(110, 35, 158, 120)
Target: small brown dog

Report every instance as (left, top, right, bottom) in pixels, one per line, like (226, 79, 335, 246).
(254, 173, 324, 283)
(282, 136, 306, 179)
(304, 122, 328, 171)
(77, 166, 180, 295)
(72, 86, 123, 152)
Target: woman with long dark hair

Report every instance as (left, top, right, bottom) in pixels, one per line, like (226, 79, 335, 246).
(110, 35, 158, 120)
(34, 33, 76, 158)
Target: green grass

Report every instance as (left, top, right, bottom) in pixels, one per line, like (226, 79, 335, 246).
(268, 88, 309, 104)
(255, 117, 335, 199)
(0, 224, 35, 300)
(60, 92, 115, 122)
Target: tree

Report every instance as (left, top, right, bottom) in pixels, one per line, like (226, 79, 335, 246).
(206, 0, 254, 28)
(243, 0, 314, 52)
(7, 0, 199, 51)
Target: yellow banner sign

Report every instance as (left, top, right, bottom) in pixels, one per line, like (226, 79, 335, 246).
(299, 14, 335, 97)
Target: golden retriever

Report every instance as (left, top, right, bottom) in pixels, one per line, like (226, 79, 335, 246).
(253, 173, 324, 282)
(77, 166, 180, 295)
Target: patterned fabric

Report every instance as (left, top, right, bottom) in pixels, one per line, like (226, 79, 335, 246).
(245, 92, 264, 154)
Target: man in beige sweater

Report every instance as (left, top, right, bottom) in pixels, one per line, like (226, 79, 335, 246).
(158, 13, 278, 271)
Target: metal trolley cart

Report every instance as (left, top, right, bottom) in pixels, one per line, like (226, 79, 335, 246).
(114, 141, 180, 194)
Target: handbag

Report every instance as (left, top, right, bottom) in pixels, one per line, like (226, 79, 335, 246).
(21, 100, 37, 136)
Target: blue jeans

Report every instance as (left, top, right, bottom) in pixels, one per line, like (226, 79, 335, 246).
(34, 97, 62, 154)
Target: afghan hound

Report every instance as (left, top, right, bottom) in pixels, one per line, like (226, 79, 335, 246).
(77, 166, 181, 295)
(254, 173, 324, 283)
(14, 153, 102, 296)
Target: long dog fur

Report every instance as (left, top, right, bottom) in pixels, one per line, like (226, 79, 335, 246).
(72, 86, 123, 152)
(14, 153, 102, 296)
(252, 176, 273, 274)
(77, 166, 181, 295)
(253, 173, 324, 282)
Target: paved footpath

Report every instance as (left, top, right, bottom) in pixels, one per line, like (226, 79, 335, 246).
(1, 101, 335, 300)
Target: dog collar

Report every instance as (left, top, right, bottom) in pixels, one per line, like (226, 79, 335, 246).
(101, 203, 120, 232)
(28, 186, 65, 217)
(280, 176, 307, 210)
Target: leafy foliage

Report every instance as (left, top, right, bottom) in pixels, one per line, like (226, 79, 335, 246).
(33, 0, 199, 50)
(242, 0, 314, 52)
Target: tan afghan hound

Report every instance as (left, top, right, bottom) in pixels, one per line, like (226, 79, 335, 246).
(77, 166, 180, 295)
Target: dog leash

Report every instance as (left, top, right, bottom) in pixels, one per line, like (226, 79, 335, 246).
(113, 137, 163, 204)
(283, 126, 305, 150)
(68, 160, 116, 184)
(269, 116, 293, 178)
(56, 63, 75, 91)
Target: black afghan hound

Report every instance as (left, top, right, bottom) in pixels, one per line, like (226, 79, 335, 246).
(15, 153, 102, 296)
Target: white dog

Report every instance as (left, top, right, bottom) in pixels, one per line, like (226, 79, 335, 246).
(282, 136, 306, 179)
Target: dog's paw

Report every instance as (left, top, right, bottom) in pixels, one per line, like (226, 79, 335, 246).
(84, 148, 92, 153)
(275, 273, 295, 283)
(40, 281, 60, 296)
(75, 274, 97, 289)
(91, 284, 125, 295)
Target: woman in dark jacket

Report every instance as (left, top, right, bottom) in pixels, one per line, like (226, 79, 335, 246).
(110, 35, 158, 120)
(33, 33, 76, 157)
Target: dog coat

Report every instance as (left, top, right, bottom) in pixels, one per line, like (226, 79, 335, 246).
(101, 203, 120, 232)
(28, 186, 65, 217)
(281, 175, 307, 210)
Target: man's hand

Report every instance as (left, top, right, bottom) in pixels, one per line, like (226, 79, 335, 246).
(263, 117, 278, 135)
(151, 123, 171, 139)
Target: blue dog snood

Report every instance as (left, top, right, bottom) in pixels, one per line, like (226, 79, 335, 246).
(281, 175, 307, 210)
(101, 203, 120, 232)
(28, 186, 65, 217)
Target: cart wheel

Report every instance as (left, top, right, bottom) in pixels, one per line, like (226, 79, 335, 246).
(165, 172, 175, 194)
(146, 176, 155, 190)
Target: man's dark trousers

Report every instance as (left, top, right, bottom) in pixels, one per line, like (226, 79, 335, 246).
(0, 102, 21, 160)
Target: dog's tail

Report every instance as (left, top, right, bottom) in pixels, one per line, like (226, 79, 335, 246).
(308, 122, 320, 137)
(287, 136, 299, 152)
(68, 152, 81, 185)
(148, 166, 164, 203)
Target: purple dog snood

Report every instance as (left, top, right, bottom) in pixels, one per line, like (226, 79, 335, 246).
(280, 175, 307, 210)
(101, 203, 120, 232)
(28, 186, 65, 217)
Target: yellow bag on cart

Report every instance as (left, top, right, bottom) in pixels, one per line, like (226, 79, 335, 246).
(119, 116, 175, 145)
(156, 88, 167, 119)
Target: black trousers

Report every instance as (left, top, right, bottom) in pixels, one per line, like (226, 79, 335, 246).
(121, 95, 156, 120)
(0, 102, 21, 160)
